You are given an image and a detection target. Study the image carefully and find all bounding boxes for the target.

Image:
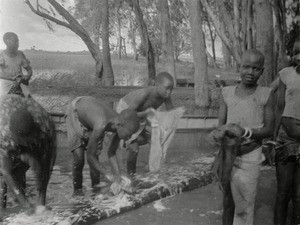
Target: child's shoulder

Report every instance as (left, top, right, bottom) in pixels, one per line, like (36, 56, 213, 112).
(279, 66, 298, 83)
(221, 85, 236, 96)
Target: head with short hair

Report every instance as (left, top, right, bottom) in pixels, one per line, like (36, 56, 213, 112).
(116, 109, 139, 139)
(3, 32, 19, 51)
(155, 72, 174, 99)
(240, 49, 265, 86)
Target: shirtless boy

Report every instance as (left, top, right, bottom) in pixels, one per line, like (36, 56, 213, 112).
(65, 96, 139, 196)
(115, 72, 175, 175)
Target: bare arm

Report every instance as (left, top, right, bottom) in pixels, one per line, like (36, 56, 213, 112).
(274, 79, 286, 139)
(251, 93, 275, 140)
(23, 64, 32, 82)
(107, 134, 122, 182)
(86, 126, 108, 176)
(218, 93, 227, 126)
(21, 52, 32, 82)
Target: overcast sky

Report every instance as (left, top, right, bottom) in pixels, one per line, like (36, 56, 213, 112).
(0, 0, 87, 51)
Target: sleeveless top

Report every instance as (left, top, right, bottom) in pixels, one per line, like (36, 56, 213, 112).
(222, 86, 272, 129)
(0, 50, 30, 80)
(280, 67, 300, 121)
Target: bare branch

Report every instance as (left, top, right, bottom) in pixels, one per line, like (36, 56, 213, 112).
(25, 0, 70, 29)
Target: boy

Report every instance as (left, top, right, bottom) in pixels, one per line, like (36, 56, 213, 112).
(115, 72, 175, 175)
(217, 49, 274, 225)
(0, 32, 32, 96)
(0, 94, 56, 212)
(274, 37, 300, 225)
(65, 96, 139, 196)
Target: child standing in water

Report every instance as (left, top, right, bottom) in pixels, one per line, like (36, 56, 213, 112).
(217, 49, 274, 225)
(0, 32, 32, 96)
(115, 72, 175, 175)
(274, 37, 300, 225)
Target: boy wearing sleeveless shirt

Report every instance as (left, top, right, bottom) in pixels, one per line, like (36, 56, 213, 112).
(274, 38, 300, 225)
(218, 49, 274, 225)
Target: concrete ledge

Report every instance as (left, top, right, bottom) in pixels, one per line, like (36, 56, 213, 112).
(52, 158, 215, 225)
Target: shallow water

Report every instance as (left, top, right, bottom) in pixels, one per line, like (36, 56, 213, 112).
(2, 144, 215, 224)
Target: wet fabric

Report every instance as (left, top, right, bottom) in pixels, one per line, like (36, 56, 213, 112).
(65, 97, 91, 152)
(210, 129, 240, 191)
(147, 107, 185, 172)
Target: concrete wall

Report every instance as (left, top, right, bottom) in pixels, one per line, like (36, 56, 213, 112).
(51, 114, 218, 149)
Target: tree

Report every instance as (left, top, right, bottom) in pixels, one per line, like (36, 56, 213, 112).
(102, 0, 114, 85)
(273, 0, 288, 73)
(188, 0, 209, 108)
(25, 0, 104, 80)
(126, 0, 156, 85)
(200, 0, 242, 65)
(128, 13, 139, 60)
(159, 0, 176, 84)
(254, 0, 274, 86)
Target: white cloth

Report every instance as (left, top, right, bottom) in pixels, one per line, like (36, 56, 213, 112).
(147, 107, 185, 172)
(231, 147, 263, 225)
(0, 79, 14, 97)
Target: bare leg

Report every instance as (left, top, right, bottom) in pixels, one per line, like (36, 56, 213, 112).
(72, 147, 85, 196)
(126, 141, 139, 175)
(291, 163, 300, 225)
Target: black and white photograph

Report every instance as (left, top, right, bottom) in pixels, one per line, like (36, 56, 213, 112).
(0, 0, 299, 224)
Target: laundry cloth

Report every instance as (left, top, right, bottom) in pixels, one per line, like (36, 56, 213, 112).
(147, 107, 185, 172)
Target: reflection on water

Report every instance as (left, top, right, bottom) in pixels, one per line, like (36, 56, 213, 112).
(2, 145, 215, 224)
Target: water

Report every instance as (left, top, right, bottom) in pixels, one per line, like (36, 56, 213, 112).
(2, 145, 215, 224)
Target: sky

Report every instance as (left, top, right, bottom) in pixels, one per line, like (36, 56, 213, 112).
(0, 0, 87, 51)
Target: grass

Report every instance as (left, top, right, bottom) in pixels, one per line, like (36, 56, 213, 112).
(25, 50, 238, 87)
(24, 50, 239, 115)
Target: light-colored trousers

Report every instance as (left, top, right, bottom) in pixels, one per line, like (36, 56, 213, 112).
(231, 147, 264, 225)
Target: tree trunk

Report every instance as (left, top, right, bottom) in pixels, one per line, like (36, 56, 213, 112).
(222, 42, 232, 71)
(200, 0, 242, 65)
(207, 19, 217, 63)
(188, 0, 209, 108)
(25, 0, 103, 79)
(122, 37, 128, 57)
(129, 16, 138, 61)
(273, 0, 288, 73)
(160, 0, 176, 85)
(117, 16, 122, 59)
(254, 0, 274, 86)
(102, 0, 114, 85)
(126, 0, 156, 85)
(247, 0, 254, 49)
